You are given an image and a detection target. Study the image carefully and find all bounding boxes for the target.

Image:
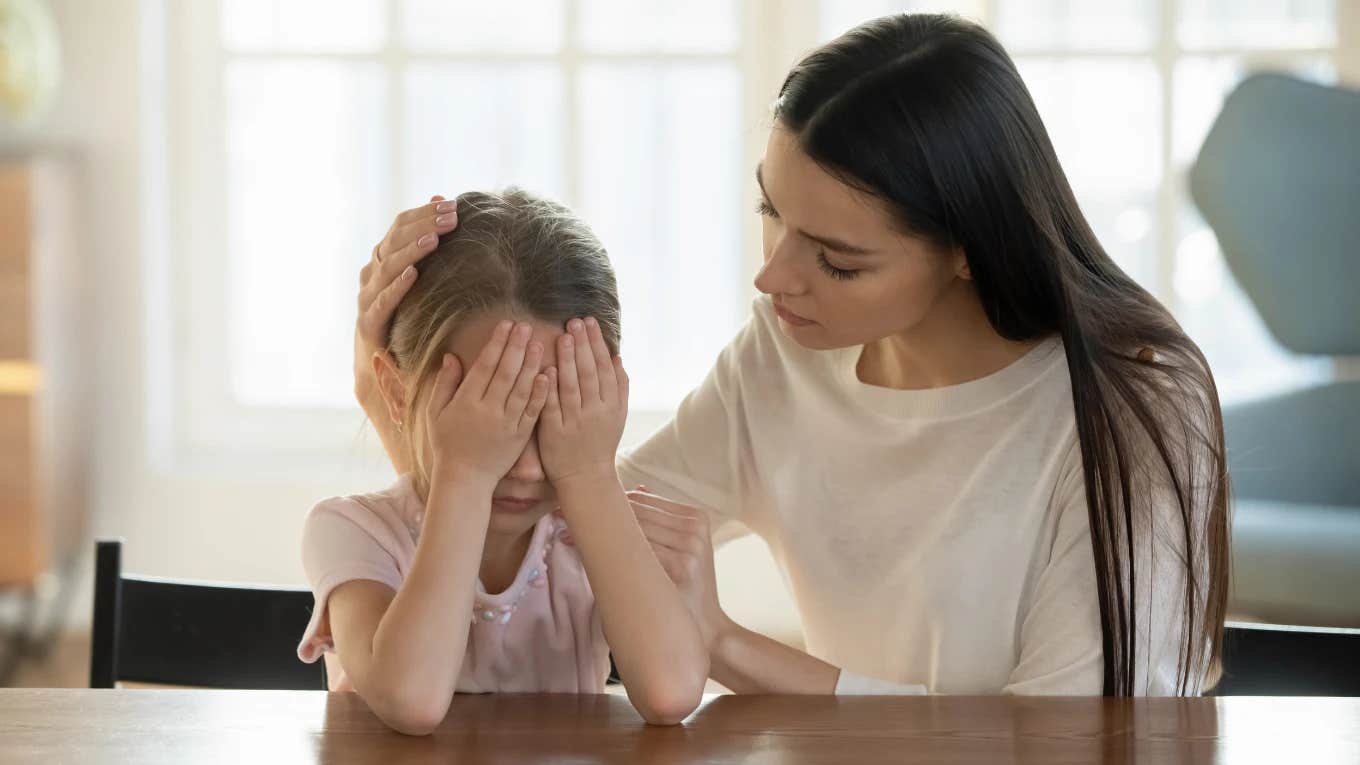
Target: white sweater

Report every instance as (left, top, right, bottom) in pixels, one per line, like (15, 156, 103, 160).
(619, 296, 1200, 696)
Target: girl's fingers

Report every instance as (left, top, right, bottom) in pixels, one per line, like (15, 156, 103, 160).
(379, 206, 458, 280)
(505, 340, 543, 416)
(583, 317, 615, 400)
(486, 323, 532, 403)
(357, 264, 418, 346)
(614, 355, 629, 409)
(465, 320, 514, 397)
(566, 318, 599, 403)
(556, 331, 582, 414)
(541, 367, 562, 427)
(520, 373, 550, 432)
(426, 353, 463, 420)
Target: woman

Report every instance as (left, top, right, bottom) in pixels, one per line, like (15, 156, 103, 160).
(353, 14, 1229, 697)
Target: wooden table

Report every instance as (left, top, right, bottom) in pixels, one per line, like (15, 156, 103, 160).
(2, 690, 1359, 764)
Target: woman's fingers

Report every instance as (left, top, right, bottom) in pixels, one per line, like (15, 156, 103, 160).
(583, 317, 616, 402)
(626, 491, 705, 522)
(487, 323, 532, 403)
(378, 204, 457, 279)
(565, 318, 598, 404)
(464, 320, 515, 398)
(426, 353, 463, 421)
(556, 330, 582, 415)
(357, 264, 418, 346)
(634, 513, 698, 553)
(505, 339, 543, 416)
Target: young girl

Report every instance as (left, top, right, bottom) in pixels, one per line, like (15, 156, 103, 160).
(297, 189, 708, 735)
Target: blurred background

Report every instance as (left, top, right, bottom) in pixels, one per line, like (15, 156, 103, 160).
(0, 0, 1356, 686)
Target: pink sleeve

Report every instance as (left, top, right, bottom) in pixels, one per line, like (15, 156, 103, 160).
(296, 497, 407, 664)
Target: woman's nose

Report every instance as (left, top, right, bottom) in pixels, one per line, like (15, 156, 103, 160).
(506, 434, 546, 482)
(754, 236, 807, 296)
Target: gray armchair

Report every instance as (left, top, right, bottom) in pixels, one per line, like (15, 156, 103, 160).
(1190, 73, 1360, 627)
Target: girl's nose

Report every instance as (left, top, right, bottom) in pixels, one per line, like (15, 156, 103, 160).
(506, 434, 546, 482)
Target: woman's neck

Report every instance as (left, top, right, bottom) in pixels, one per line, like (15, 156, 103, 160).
(857, 282, 1042, 390)
(479, 526, 536, 594)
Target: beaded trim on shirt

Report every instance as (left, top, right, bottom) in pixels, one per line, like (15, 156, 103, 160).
(406, 512, 565, 627)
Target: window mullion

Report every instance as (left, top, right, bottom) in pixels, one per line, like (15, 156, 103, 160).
(564, 0, 581, 207)
(1155, 0, 1180, 307)
(387, 0, 405, 212)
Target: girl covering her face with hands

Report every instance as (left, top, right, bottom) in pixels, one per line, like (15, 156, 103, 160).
(298, 189, 707, 736)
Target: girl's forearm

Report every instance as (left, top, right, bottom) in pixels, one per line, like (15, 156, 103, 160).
(368, 466, 493, 715)
(709, 620, 841, 694)
(554, 474, 709, 724)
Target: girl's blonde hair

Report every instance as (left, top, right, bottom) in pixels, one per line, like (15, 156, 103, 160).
(386, 188, 621, 493)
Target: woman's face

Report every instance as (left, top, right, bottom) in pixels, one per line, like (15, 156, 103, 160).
(754, 125, 970, 350)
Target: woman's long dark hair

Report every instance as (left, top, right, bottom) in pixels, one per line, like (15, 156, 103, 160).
(776, 14, 1229, 695)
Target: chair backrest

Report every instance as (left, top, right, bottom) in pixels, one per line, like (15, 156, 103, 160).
(90, 539, 325, 690)
(1212, 621, 1360, 696)
(1190, 73, 1360, 356)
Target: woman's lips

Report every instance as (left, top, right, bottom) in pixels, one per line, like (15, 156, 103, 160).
(773, 300, 815, 327)
(491, 496, 544, 513)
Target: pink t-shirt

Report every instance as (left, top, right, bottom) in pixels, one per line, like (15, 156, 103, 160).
(296, 474, 611, 693)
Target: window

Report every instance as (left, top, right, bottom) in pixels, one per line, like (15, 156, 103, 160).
(168, 1, 748, 462)
(163, 1, 1349, 466)
(818, 1, 1345, 404)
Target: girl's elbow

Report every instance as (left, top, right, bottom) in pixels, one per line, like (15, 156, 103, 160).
(634, 672, 707, 726)
(367, 687, 451, 736)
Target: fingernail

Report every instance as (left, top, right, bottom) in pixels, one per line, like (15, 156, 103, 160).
(569, 318, 583, 331)
(585, 317, 597, 328)
(442, 354, 451, 367)
(402, 265, 416, 279)
(500, 320, 513, 332)
(418, 233, 436, 247)
(435, 201, 456, 213)
(435, 213, 456, 226)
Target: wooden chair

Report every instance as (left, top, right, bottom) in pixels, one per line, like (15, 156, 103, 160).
(1212, 621, 1360, 696)
(89, 539, 325, 690)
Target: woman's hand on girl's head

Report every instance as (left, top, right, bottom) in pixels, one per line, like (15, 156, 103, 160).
(354, 195, 460, 409)
(427, 321, 551, 489)
(627, 490, 730, 651)
(538, 317, 629, 487)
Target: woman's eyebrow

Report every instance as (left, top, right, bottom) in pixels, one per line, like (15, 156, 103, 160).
(755, 163, 878, 257)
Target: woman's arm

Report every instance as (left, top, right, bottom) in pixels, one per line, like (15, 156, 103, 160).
(354, 196, 461, 474)
(625, 491, 840, 694)
(539, 318, 709, 725)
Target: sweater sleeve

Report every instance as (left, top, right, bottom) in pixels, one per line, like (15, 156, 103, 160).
(616, 312, 761, 548)
(1001, 450, 1106, 695)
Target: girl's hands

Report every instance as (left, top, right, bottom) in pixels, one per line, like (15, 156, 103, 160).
(355, 195, 459, 411)
(538, 317, 628, 485)
(627, 490, 730, 650)
(427, 321, 550, 487)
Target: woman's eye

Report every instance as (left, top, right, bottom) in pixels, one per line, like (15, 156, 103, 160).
(755, 199, 778, 218)
(816, 251, 860, 281)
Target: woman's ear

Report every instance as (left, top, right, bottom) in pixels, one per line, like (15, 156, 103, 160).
(953, 246, 972, 281)
(372, 351, 407, 432)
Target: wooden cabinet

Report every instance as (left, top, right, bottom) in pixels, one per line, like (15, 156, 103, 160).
(0, 156, 87, 590)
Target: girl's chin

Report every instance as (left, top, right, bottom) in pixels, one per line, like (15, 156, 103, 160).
(487, 506, 551, 534)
